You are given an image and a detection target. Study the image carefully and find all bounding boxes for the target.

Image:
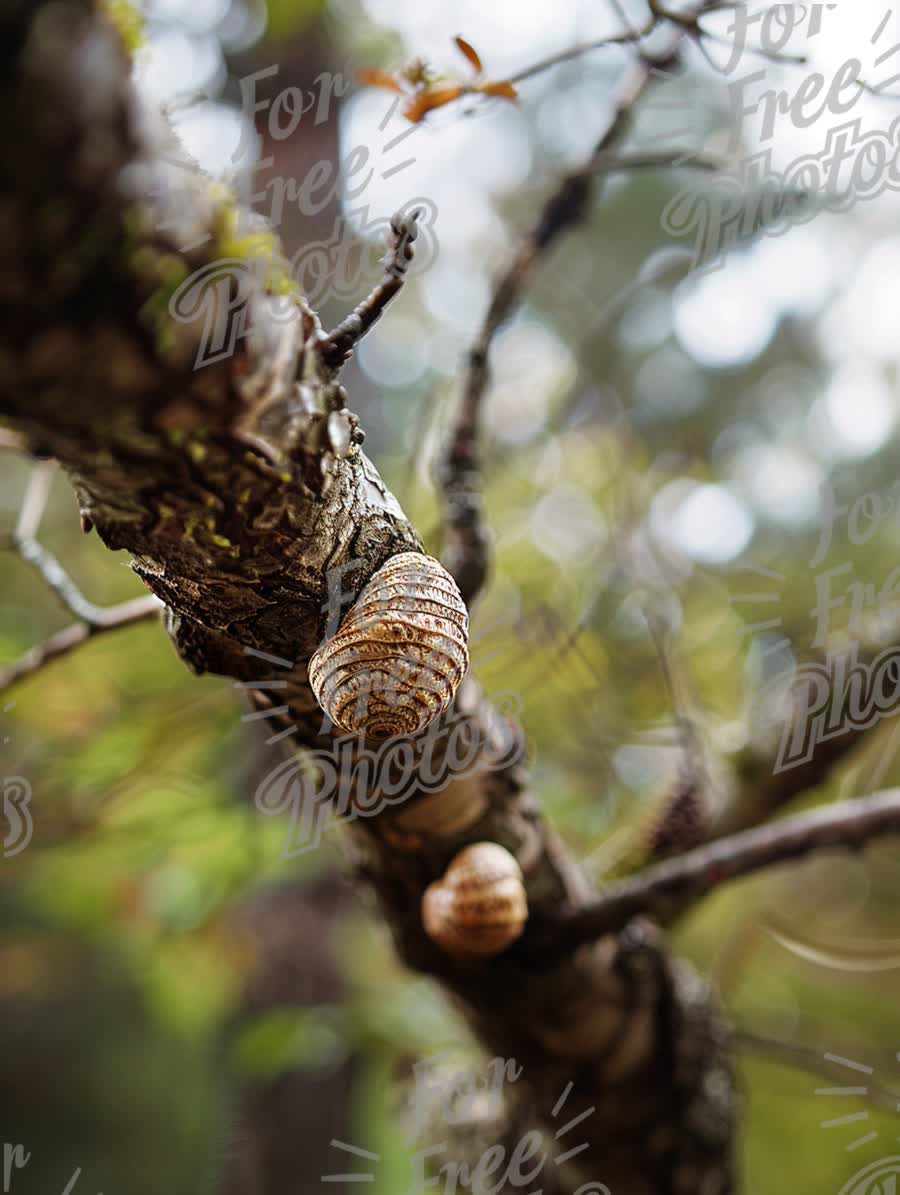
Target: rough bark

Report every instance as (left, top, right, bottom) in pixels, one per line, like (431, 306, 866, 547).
(0, 4, 736, 1192)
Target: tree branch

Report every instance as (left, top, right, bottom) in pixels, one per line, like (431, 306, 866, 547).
(435, 1, 806, 102)
(0, 4, 738, 1191)
(436, 0, 742, 607)
(0, 426, 27, 453)
(0, 595, 162, 695)
(507, 16, 658, 85)
(734, 1030, 900, 1114)
(436, 52, 662, 607)
(1, 460, 163, 693)
(715, 609, 900, 839)
(527, 789, 900, 958)
(319, 209, 421, 370)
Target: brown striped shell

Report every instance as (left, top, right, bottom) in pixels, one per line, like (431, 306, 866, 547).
(308, 552, 469, 739)
(421, 842, 528, 960)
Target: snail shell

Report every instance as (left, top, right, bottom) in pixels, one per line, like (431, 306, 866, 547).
(422, 842, 528, 960)
(308, 552, 469, 739)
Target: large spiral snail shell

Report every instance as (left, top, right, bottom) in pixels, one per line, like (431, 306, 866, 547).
(421, 842, 528, 960)
(308, 552, 469, 739)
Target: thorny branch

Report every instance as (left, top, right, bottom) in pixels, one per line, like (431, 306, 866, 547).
(527, 789, 900, 959)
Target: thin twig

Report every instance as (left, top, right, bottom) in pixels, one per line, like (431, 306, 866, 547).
(508, 15, 658, 85)
(690, 22, 807, 67)
(15, 458, 56, 540)
(2, 462, 163, 693)
(599, 149, 723, 172)
(436, 0, 804, 606)
(319, 209, 421, 370)
(859, 77, 900, 100)
(0, 595, 162, 695)
(734, 1030, 900, 1114)
(9, 463, 116, 627)
(0, 426, 28, 453)
(524, 789, 900, 958)
(13, 535, 108, 625)
(493, 1, 805, 90)
(653, 0, 809, 68)
(437, 50, 665, 606)
(717, 609, 900, 838)
(641, 605, 712, 858)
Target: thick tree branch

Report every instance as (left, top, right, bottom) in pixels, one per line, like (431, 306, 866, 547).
(0, 5, 738, 1192)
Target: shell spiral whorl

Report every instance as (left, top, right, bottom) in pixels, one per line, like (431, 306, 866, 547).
(308, 552, 469, 739)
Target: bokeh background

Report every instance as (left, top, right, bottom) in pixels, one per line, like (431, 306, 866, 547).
(4, 0, 900, 1191)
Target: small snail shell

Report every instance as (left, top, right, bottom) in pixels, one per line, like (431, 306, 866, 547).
(309, 552, 468, 739)
(422, 842, 528, 960)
